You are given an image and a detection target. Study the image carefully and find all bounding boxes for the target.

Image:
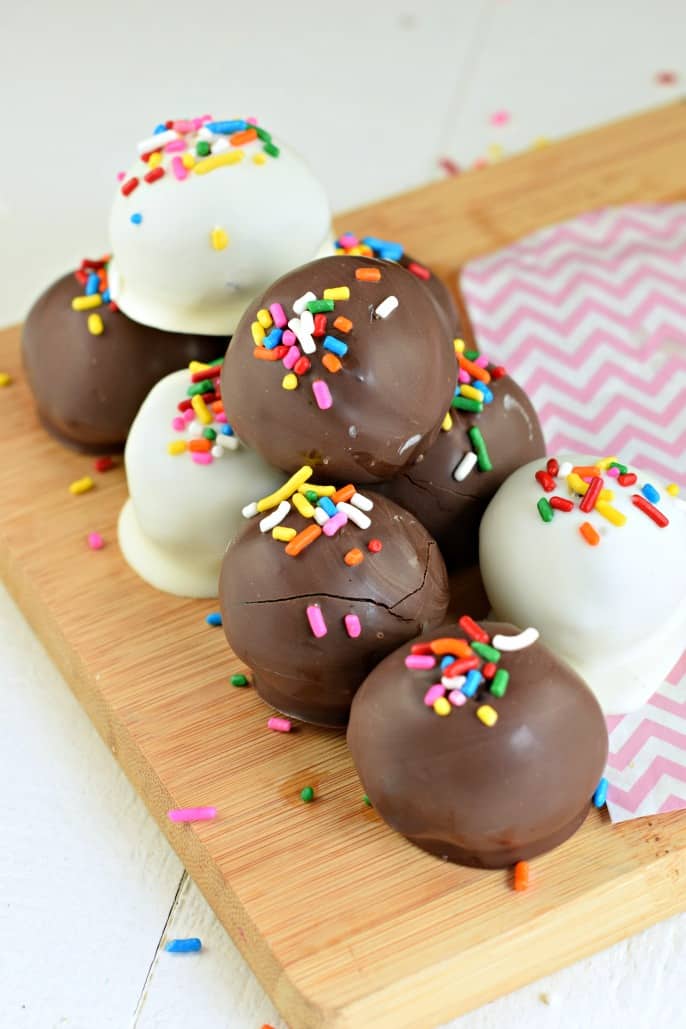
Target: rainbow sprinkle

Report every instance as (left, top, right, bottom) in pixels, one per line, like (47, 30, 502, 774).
(167, 359, 237, 466)
(70, 256, 116, 335)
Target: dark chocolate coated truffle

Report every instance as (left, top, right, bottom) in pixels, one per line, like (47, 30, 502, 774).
(219, 489, 449, 728)
(347, 619, 608, 868)
(379, 367, 545, 569)
(22, 267, 226, 453)
(221, 255, 457, 483)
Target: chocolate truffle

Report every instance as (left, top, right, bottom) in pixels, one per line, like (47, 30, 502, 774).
(220, 255, 457, 483)
(219, 472, 449, 727)
(22, 262, 225, 453)
(347, 618, 608, 868)
(379, 355, 545, 569)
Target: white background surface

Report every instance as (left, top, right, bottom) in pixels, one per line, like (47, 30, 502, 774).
(1, 2, 686, 1027)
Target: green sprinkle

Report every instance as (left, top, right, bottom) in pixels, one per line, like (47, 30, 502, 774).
(187, 379, 214, 396)
(490, 668, 509, 698)
(300, 786, 315, 803)
(537, 497, 554, 523)
(202, 428, 217, 441)
(464, 349, 480, 361)
(468, 426, 493, 471)
(472, 641, 501, 663)
(451, 397, 484, 413)
(263, 141, 280, 158)
(362, 794, 372, 807)
(609, 461, 628, 474)
(305, 490, 319, 504)
(256, 126, 272, 143)
(196, 140, 211, 157)
(230, 674, 250, 688)
(307, 299, 335, 314)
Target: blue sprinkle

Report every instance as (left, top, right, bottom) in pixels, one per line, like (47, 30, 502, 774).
(85, 272, 100, 296)
(101, 289, 111, 303)
(165, 938, 202, 953)
(130, 212, 143, 225)
(641, 483, 660, 504)
(318, 496, 337, 517)
(377, 244, 404, 262)
(323, 335, 348, 358)
(461, 669, 484, 698)
(263, 328, 283, 350)
(220, 424, 234, 436)
(205, 612, 222, 627)
(206, 120, 247, 134)
(440, 655, 456, 670)
(472, 381, 494, 404)
(362, 236, 404, 260)
(593, 776, 609, 808)
(153, 123, 168, 134)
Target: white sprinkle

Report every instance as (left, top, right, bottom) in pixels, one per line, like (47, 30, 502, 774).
(558, 461, 573, 478)
(288, 317, 316, 355)
(242, 502, 258, 519)
(442, 674, 465, 690)
(136, 129, 178, 154)
(188, 420, 203, 437)
(313, 507, 330, 526)
(216, 433, 240, 451)
(375, 295, 399, 319)
(293, 291, 316, 316)
(211, 137, 230, 154)
(453, 451, 478, 482)
(211, 445, 224, 459)
(493, 627, 540, 652)
(350, 492, 374, 512)
(198, 126, 218, 142)
(300, 309, 315, 335)
(337, 502, 371, 529)
(259, 500, 291, 533)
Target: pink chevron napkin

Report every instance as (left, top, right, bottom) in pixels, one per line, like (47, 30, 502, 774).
(460, 204, 686, 823)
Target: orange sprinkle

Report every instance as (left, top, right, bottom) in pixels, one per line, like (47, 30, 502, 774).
(322, 353, 342, 374)
(458, 354, 491, 384)
(344, 548, 364, 567)
(285, 524, 322, 557)
(572, 466, 601, 477)
(514, 861, 529, 891)
(189, 438, 212, 452)
(355, 267, 381, 282)
(231, 128, 257, 146)
(211, 400, 224, 413)
(253, 347, 281, 361)
(580, 521, 600, 546)
(332, 484, 356, 504)
(333, 316, 353, 333)
(358, 244, 374, 256)
(429, 637, 474, 657)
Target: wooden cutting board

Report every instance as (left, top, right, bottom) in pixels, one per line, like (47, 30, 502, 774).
(2, 103, 686, 1029)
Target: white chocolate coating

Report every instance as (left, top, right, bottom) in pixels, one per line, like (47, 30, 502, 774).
(109, 118, 333, 335)
(118, 369, 282, 597)
(479, 454, 686, 713)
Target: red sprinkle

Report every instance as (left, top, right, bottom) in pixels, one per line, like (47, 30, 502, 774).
(580, 475, 603, 513)
(546, 458, 559, 477)
(458, 615, 489, 643)
(144, 166, 165, 184)
(490, 365, 507, 380)
(631, 494, 669, 527)
(443, 656, 480, 678)
(121, 177, 139, 196)
(410, 642, 434, 655)
(550, 496, 574, 512)
(313, 314, 327, 337)
(618, 472, 637, 487)
(367, 539, 383, 553)
(191, 366, 222, 383)
(294, 356, 311, 376)
(74, 269, 88, 285)
(535, 470, 556, 492)
(482, 662, 497, 680)
(407, 261, 430, 281)
(93, 456, 115, 473)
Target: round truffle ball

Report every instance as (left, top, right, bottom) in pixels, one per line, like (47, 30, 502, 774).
(379, 363, 545, 568)
(347, 618, 608, 868)
(219, 485, 449, 727)
(118, 367, 283, 597)
(221, 255, 457, 483)
(22, 267, 226, 453)
(108, 115, 332, 335)
(480, 454, 686, 713)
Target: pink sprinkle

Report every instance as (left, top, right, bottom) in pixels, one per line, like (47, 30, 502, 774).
(449, 689, 467, 707)
(490, 109, 511, 127)
(171, 156, 188, 181)
(306, 604, 328, 638)
(339, 232, 359, 248)
(458, 369, 472, 384)
(172, 120, 194, 133)
(282, 346, 301, 370)
(215, 412, 227, 423)
(405, 655, 436, 670)
(191, 117, 204, 130)
(607, 466, 620, 478)
(171, 416, 185, 431)
(247, 116, 258, 125)
(116, 170, 126, 182)
(183, 408, 195, 423)
(322, 511, 348, 536)
(474, 355, 489, 368)
(437, 156, 460, 177)
(268, 716, 292, 733)
(200, 114, 213, 123)
(312, 379, 333, 410)
(424, 684, 445, 706)
(165, 139, 187, 153)
(282, 329, 297, 347)
(473, 157, 489, 170)
(270, 303, 287, 328)
(167, 806, 216, 822)
(192, 452, 213, 465)
(344, 614, 361, 638)
(87, 532, 104, 550)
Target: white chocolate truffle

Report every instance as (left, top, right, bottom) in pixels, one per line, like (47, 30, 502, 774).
(108, 115, 332, 335)
(479, 454, 686, 714)
(118, 366, 282, 597)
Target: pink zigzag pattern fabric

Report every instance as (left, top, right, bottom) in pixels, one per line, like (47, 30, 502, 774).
(461, 204, 686, 823)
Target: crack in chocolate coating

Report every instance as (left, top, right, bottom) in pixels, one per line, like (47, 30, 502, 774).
(219, 492, 449, 727)
(347, 620, 609, 869)
(221, 255, 457, 483)
(21, 271, 226, 453)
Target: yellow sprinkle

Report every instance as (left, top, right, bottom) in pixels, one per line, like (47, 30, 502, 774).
(69, 476, 94, 496)
(567, 473, 588, 495)
(87, 313, 104, 336)
(667, 483, 680, 497)
(167, 440, 187, 456)
(191, 394, 212, 425)
(256, 308, 273, 329)
(460, 385, 483, 402)
(256, 466, 313, 513)
(292, 492, 315, 518)
(282, 373, 298, 391)
(194, 150, 244, 175)
(596, 501, 627, 527)
(358, 245, 373, 256)
(597, 455, 619, 470)
(530, 136, 550, 150)
(251, 321, 265, 345)
(148, 151, 163, 169)
(433, 697, 451, 717)
(252, 153, 267, 165)
(189, 361, 211, 373)
(210, 227, 229, 251)
(0, 372, 12, 387)
(600, 489, 614, 501)
(71, 294, 102, 311)
(272, 526, 297, 542)
(487, 143, 504, 161)
(476, 704, 498, 727)
(453, 338, 466, 354)
(323, 286, 350, 301)
(347, 246, 364, 255)
(441, 411, 453, 432)
(296, 483, 336, 497)
(181, 153, 195, 169)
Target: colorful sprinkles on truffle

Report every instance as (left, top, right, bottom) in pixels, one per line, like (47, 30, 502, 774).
(167, 359, 238, 466)
(70, 256, 116, 335)
(441, 339, 503, 482)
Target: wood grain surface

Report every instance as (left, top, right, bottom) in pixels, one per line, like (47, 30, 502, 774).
(2, 103, 686, 1029)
